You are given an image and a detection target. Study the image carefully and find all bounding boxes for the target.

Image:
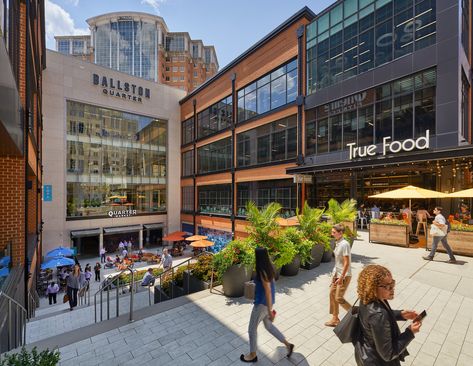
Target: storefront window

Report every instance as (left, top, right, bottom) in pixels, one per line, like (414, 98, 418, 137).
(237, 179, 296, 217)
(198, 185, 231, 215)
(237, 116, 297, 168)
(197, 137, 232, 174)
(197, 95, 232, 139)
(305, 68, 436, 156)
(66, 101, 167, 218)
(182, 186, 194, 213)
(237, 59, 297, 123)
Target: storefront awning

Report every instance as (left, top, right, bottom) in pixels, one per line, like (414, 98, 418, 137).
(287, 146, 473, 175)
(143, 223, 164, 230)
(103, 225, 142, 235)
(70, 228, 101, 238)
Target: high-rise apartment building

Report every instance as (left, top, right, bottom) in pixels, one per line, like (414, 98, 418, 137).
(55, 12, 219, 92)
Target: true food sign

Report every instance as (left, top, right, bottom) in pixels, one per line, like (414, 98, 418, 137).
(347, 130, 430, 160)
(93, 74, 150, 103)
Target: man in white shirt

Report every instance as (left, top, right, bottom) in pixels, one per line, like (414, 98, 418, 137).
(118, 241, 125, 253)
(423, 207, 456, 263)
(122, 248, 128, 258)
(161, 248, 172, 271)
(100, 248, 106, 263)
(47, 282, 60, 305)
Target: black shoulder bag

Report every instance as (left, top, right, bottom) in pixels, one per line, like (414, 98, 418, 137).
(333, 298, 360, 344)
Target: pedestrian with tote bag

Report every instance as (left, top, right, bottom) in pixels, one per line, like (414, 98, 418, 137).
(240, 247, 294, 363)
(326, 224, 352, 327)
(354, 265, 422, 366)
(423, 207, 456, 263)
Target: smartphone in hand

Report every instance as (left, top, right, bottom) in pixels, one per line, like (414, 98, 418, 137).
(414, 310, 427, 322)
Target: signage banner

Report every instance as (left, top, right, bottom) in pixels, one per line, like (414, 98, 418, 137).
(43, 185, 52, 202)
(92, 74, 151, 103)
(108, 210, 137, 218)
(347, 130, 430, 160)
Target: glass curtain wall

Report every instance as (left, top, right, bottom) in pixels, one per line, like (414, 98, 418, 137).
(94, 20, 157, 80)
(182, 150, 194, 177)
(182, 117, 194, 145)
(305, 68, 436, 155)
(306, 0, 437, 93)
(237, 179, 297, 217)
(66, 100, 167, 218)
(197, 96, 232, 139)
(237, 115, 297, 167)
(182, 186, 194, 212)
(237, 59, 297, 123)
(197, 137, 232, 174)
(198, 185, 231, 215)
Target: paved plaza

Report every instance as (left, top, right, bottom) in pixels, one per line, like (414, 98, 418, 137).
(26, 232, 473, 365)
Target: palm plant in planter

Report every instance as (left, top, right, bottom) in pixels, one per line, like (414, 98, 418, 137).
(280, 227, 313, 276)
(326, 198, 358, 247)
(297, 202, 331, 269)
(212, 239, 255, 297)
(245, 202, 295, 272)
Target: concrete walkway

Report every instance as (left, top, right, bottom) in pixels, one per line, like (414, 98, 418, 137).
(29, 232, 473, 365)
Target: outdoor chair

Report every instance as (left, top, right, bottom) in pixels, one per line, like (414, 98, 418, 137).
(357, 211, 368, 230)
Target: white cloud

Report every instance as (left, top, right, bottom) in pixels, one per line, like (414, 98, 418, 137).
(44, 0, 88, 49)
(67, 0, 80, 6)
(141, 0, 166, 14)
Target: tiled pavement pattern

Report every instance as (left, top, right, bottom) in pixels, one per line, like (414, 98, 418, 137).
(30, 232, 473, 365)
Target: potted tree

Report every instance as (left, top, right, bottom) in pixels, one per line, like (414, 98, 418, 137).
(183, 253, 214, 293)
(280, 227, 313, 276)
(326, 198, 358, 247)
(297, 202, 330, 269)
(245, 201, 294, 277)
(212, 239, 254, 297)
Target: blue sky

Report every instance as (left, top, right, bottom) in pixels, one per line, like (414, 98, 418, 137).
(45, 0, 334, 68)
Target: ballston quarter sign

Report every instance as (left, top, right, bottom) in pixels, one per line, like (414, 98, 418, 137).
(93, 74, 150, 103)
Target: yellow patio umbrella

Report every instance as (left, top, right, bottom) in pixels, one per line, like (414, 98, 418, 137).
(185, 235, 208, 241)
(276, 216, 299, 227)
(189, 240, 214, 248)
(369, 185, 449, 210)
(448, 188, 473, 197)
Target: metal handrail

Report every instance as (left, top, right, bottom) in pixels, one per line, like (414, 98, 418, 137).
(27, 289, 38, 319)
(94, 265, 136, 323)
(0, 291, 27, 351)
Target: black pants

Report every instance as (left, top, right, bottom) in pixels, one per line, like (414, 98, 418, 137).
(95, 271, 100, 281)
(48, 293, 57, 305)
(67, 286, 78, 308)
(101, 254, 106, 263)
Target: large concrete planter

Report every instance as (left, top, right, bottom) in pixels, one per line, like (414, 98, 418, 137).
(183, 271, 210, 293)
(301, 244, 324, 269)
(222, 264, 252, 297)
(154, 285, 170, 304)
(427, 230, 473, 257)
(369, 223, 409, 247)
(322, 240, 335, 263)
(281, 254, 301, 276)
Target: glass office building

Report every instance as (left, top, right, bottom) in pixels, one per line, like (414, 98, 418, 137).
(93, 20, 157, 81)
(66, 101, 167, 218)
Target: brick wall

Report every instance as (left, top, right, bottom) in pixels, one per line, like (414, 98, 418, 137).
(27, 177, 37, 234)
(0, 157, 26, 265)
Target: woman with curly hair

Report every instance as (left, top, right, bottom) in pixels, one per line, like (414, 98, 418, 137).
(355, 265, 422, 365)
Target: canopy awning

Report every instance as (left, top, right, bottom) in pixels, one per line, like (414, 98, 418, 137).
(103, 225, 142, 235)
(70, 228, 101, 238)
(143, 223, 164, 230)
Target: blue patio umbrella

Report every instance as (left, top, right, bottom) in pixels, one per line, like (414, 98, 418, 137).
(41, 256, 75, 270)
(0, 256, 10, 267)
(0, 267, 9, 277)
(46, 246, 74, 258)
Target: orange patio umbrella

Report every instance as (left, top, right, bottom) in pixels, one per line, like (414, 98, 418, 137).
(186, 235, 208, 241)
(162, 234, 185, 242)
(190, 240, 214, 248)
(276, 216, 299, 227)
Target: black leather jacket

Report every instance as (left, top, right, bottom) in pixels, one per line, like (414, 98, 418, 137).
(354, 300, 415, 366)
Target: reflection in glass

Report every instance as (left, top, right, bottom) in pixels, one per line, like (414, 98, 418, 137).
(198, 185, 231, 215)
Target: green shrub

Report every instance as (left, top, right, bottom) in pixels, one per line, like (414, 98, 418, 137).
(190, 253, 213, 282)
(212, 239, 255, 279)
(281, 227, 313, 266)
(0, 347, 60, 366)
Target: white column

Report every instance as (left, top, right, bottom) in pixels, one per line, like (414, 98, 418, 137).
(139, 229, 143, 249)
(99, 232, 104, 253)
